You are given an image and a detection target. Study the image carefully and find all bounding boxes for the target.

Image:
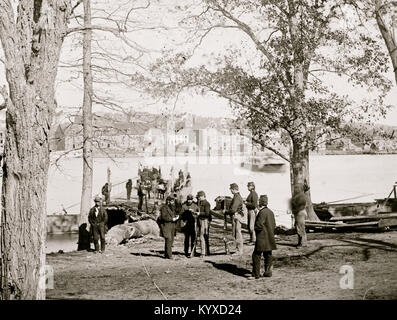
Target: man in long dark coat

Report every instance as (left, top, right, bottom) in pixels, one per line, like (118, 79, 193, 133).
(126, 179, 132, 200)
(245, 181, 258, 245)
(88, 196, 108, 253)
(248, 194, 277, 279)
(159, 196, 179, 259)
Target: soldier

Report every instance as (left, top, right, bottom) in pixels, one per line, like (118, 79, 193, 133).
(196, 191, 212, 257)
(291, 188, 308, 248)
(181, 194, 199, 257)
(226, 183, 244, 255)
(101, 183, 110, 204)
(137, 179, 144, 211)
(126, 179, 132, 200)
(88, 196, 108, 253)
(245, 181, 258, 245)
(159, 196, 179, 259)
(248, 195, 277, 279)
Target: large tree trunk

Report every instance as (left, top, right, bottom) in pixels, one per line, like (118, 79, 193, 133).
(0, 1, 71, 300)
(79, 0, 93, 227)
(375, 0, 397, 85)
(290, 140, 319, 221)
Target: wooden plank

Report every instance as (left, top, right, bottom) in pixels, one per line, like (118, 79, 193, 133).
(378, 218, 397, 228)
(307, 221, 378, 228)
(330, 213, 397, 222)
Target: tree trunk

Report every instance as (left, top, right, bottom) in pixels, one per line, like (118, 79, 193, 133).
(375, 0, 397, 85)
(290, 140, 319, 221)
(79, 0, 93, 227)
(0, 1, 71, 300)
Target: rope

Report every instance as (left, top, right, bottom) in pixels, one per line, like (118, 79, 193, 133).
(326, 193, 376, 204)
(139, 250, 168, 300)
(49, 178, 136, 215)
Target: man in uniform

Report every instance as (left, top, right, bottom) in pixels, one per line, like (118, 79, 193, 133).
(248, 195, 277, 279)
(159, 196, 179, 259)
(197, 191, 212, 257)
(225, 183, 244, 255)
(245, 181, 258, 245)
(181, 194, 199, 257)
(126, 179, 132, 200)
(137, 179, 144, 211)
(291, 186, 308, 248)
(88, 196, 108, 253)
(101, 183, 110, 204)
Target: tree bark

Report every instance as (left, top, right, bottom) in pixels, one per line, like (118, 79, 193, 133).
(375, 0, 397, 85)
(79, 0, 93, 227)
(0, 0, 71, 300)
(290, 139, 319, 221)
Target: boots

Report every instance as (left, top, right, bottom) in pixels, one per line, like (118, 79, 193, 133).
(296, 235, 302, 248)
(263, 254, 273, 277)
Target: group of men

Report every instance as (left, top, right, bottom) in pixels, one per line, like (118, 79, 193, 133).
(157, 190, 211, 259)
(156, 181, 294, 280)
(86, 177, 309, 280)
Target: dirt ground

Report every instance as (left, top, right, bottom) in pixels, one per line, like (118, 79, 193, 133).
(46, 216, 397, 300)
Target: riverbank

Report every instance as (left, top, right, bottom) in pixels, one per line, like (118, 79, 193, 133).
(46, 215, 397, 300)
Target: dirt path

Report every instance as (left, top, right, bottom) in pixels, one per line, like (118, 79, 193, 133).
(46, 218, 397, 300)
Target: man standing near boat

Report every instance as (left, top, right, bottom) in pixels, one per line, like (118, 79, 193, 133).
(126, 179, 132, 200)
(248, 195, 277, 279)
(245, 181, 258, 245)
(291, 183, 308, 248)
(137, 179, 144, 211)
(196, 191, 212, 257)
(88, 196, 108, 253)
(226, 183, 244, 255)
(159, 196, 179, 259)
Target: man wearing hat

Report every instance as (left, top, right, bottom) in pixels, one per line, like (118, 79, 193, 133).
(196, 191, 212, 257)
(245, 182, 258, 245)
(226, 183, 244, 255)
(248, 194, 277, 279)
(180, 194, 200, 257)
(88, 196, 108, 253)
(159, 196, 179, 259)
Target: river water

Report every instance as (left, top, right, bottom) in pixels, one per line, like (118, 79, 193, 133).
(46, 154, 397, 253)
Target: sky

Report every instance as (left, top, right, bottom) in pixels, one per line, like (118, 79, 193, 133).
(0, 0, 396, 126)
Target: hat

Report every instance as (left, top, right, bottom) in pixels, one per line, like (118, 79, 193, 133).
(197, 190, 206, 198)
(247, 182, 255, 188)
(187, 194, 194, 200)
(230, 183, 239, 190)
(166, 195, 174, 202)
(94, 196, 101, 202)
(259, 195, 268, 206)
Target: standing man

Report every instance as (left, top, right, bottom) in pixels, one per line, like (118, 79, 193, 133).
(196, 191, 212, 257)
(245, 181, 258, 245)
(291, 188, 308, 248)
(101, 183, 110, 204)
(159, 196, 179, 259)
(88, 196, 108, 253)
(181, 194, 199, 257)
(226, 183, 244, 255)
(137, 179, 144, 211)
(248, 195, 277, 279)
(126, 179, 132, 200)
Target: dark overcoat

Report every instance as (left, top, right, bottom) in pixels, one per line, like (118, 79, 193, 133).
(159, 204, 177, 238)
(88, 205, 108, 226)
(254, 207, 277, 251)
